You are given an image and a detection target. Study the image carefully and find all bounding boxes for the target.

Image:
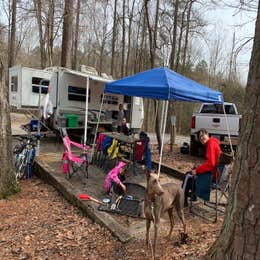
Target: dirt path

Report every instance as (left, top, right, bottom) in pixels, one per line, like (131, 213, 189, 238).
(0, 177, 223, 260)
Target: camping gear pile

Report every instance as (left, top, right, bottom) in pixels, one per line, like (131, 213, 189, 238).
(98, 183, 146, 218)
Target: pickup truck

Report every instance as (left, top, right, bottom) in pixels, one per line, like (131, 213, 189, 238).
(190, 102, 241, 155)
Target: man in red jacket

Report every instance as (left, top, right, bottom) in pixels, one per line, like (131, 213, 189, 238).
(183, 129, 221, 206)
(192, 129, 221, 176)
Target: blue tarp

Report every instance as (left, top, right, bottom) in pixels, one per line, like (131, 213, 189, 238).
(105, 67, 224, 103)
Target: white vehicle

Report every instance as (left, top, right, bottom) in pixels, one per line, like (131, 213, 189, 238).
(9, 65, 144, 133)
(9, 65, 52, 108)
(190, 102, 241, 155)
(45, 66, 144, 132)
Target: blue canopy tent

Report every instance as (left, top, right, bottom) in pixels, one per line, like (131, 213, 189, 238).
(105, 67, 223, 103)
(99, 67, 224, 176)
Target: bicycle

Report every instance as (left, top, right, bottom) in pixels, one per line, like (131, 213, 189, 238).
(13, 135, 39, 180)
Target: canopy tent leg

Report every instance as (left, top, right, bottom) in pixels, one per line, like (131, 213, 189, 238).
(158, 100, 169, 177)
(90, 93, 105, 162)
(83, 77, 90, 148)
(160, 100, 166, 134)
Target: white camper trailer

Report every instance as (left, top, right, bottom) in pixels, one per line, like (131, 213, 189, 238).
(9, 65, 53, 108)
(9, 65, 144, 134)
(45, 67, 144, 131)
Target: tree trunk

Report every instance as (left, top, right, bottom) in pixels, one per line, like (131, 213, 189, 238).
(144, 0, 162, 149)
(182, 0, 193, 73)
(205, 4, 260, 259)
(125, 0, 136, 75)
(175, 2, 187, 72)
(169, 0, 179, 70)
(46, 0, 55, 66)
(34, 0, 46, 69)
(121, 0, 126, 77)
(228, 31, 236, 82)
(72, 0, 81, 70)
(0, 61, 18, 198)
(8, 0, 16, 69)
(110, 0, 118, 77)
(135, 10, 146, 73)
(61, 0, 73, 68)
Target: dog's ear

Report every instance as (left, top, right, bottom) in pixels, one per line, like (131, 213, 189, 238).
(153, 169, 157, 174)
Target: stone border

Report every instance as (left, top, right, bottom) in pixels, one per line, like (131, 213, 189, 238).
(152, 161, 184, 180)
(33, 158, 184, 243)
(33, 160, 132, 243)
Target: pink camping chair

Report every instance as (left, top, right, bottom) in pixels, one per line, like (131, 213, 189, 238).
(61, 129, 90, 180)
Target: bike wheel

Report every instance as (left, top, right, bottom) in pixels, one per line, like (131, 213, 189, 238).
(15, 156, 26, 180)
(66, 161, 74, 179)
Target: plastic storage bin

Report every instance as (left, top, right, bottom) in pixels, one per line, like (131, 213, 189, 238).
(30, 119, 39, 131)
(65, 114, 78, 127)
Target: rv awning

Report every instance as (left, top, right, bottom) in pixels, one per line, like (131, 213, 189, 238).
(45, 67, 112, 83)
(105, 67, 224, 103)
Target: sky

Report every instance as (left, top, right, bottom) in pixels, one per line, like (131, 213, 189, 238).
(205, 2, 257, 84)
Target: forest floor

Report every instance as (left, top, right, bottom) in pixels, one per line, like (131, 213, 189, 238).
(0, 177, 223, 260)
(2, 112, 224, 259)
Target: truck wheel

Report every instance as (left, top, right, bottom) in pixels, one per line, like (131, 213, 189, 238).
(190, 136, 199, 156)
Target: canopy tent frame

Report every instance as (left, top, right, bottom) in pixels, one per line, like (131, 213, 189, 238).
(103, 67, 227, 176)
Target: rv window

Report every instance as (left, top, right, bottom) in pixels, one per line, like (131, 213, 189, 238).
(11, 76, 18, 92)
(68, 86, 90, 102)
(32, 77, 49, 94)
(103, 95, 118, 105)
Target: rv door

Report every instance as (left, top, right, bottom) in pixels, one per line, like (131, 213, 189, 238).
(131, 97, 144, 130)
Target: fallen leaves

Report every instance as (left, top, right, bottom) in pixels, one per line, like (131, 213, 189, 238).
(0, 177, 223, 260)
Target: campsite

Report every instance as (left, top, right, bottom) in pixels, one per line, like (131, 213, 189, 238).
(0, 1, 259, 260)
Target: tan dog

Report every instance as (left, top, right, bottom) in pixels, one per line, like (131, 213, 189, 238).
(144, 172, 186, 258)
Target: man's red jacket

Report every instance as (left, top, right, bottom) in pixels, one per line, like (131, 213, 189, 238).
(196, 137, 221, 174)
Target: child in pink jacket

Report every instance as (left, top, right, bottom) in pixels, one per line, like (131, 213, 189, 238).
(105, 161, 127, 195)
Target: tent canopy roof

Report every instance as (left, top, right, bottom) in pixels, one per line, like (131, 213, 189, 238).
(105, 67, 224, 103)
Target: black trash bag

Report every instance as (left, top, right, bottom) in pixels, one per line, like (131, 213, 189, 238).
(180, 142, 190, 154)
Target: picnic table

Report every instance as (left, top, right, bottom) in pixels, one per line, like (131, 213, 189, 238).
(102, 132, 139, 174)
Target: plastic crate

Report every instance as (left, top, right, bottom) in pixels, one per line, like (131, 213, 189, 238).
(65, 114, 78, 127)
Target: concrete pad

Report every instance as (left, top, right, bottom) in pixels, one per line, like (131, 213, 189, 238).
(11, 113, 30, 136)
(30, 137, 187, 243)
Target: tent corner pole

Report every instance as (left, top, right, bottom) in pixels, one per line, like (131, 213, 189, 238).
(90, 93, 105, 161)
(83, 77, 90, 149)
(158, 100, 169, 177)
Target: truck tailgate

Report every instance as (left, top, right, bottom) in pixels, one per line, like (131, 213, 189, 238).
(194, 114, 240, 136)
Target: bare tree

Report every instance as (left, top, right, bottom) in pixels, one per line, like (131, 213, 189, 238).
(46, 0, 55, 67)
(121, 0, 126, 77)
(8, 0, 16, 68)
(206, 2, 260, 258)
(61, 0, 73, 68)
(72, 0, 81, 70)
(182, 0, 194, 73)
(110, 0, 118, 76)
(144, 0, 162, 149)
(169, 0, 179, 69)
(34, 0, 47, 68)
(125, 0, 136, 75)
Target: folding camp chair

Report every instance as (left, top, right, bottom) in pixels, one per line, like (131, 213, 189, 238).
(189, 152, 234, 222)
(61, 128, 90, 180)
(93, 132, 105, 166)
